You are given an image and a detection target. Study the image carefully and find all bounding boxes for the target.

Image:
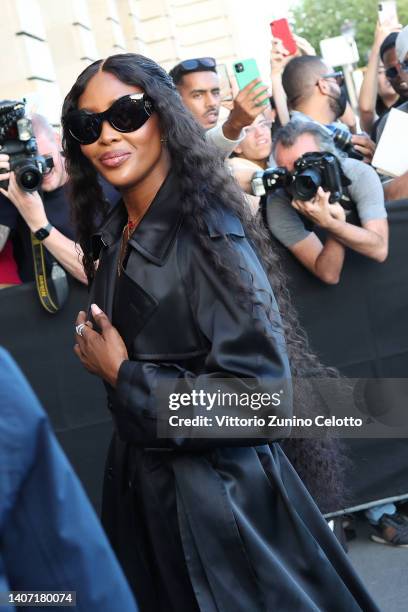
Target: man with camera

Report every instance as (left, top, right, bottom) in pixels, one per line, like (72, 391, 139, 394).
(0, 110, 117, 287)
(280, 56, 376, 164)
(169, 57, 269, 157)
(264, 121, 388, 284)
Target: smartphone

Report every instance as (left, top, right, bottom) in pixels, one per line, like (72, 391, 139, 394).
(270, 18, 297, 56)
(216, 63, 233, 102)
(378, 1, 399, 26)
(233, 58, 261, 90)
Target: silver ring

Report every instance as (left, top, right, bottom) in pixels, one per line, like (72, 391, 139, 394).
(75, 323, 86, 337)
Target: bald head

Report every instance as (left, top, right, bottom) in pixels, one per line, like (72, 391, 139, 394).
(282, 56, 328, 108)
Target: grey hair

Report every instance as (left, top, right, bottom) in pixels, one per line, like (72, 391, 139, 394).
(272, 120, 343, 160)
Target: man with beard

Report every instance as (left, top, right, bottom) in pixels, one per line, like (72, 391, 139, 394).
(169, 57, 269, 157)
(372, 31, 408, 142)
(281, 56, 376, 164)
(375, 26, 408, 201)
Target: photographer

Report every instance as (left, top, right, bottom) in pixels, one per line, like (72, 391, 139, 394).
(0, 112, 87, 284)
(264, 122, 388, 284)
(0, 112, 117, 286)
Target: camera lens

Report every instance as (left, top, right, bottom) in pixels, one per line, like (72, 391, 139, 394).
(332, 128, 351, 150)
(15, 163, 42, 191)
(235, 63, 244, 73)
(293, 169, 321, 201)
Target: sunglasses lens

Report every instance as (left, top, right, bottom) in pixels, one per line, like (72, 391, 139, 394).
(386, 67, 398, 79)
(67, 112, 101, 145)
(109, 96, 151, 132)
(181, 59, 199, 70)
(200, 58, 216, 67)
(66, 95, 152, 144)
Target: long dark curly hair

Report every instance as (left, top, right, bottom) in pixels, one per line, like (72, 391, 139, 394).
(61, 53, 346, 514)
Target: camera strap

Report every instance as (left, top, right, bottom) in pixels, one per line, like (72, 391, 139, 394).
(31, 234, 69, 313)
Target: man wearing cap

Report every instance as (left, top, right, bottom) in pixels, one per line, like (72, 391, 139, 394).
(169, 57, 270, 157)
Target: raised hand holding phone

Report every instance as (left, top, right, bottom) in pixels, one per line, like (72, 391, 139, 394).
(222, 61, 270, 140)
(270, 18, 297, 56)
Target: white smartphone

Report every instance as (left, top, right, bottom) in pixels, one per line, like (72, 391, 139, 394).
(378, 1, 399, 26)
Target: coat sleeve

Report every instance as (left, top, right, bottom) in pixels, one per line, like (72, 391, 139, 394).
(111, 221, 293, 449)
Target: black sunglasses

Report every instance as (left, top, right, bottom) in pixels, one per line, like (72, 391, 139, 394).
(64, 93, 154, 145)
(319, 71, 345, 87)
(385, 65, 399, 80)
(178, 57, 216, 72)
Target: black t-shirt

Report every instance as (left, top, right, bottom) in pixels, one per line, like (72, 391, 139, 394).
(0, 180, 119, 282)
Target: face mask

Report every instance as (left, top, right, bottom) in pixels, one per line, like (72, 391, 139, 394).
(328, 88, 348, 120)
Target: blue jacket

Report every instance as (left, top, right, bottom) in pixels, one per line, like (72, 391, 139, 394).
(0, 348, 137, 612)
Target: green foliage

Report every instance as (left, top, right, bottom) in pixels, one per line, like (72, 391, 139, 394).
(292, 0, 408, 66)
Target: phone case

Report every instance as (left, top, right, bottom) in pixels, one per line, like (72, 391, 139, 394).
(217, 63, 233, 101)
(233, 58, 260, 90)
(378, 1, 398, 25)
(271, 18, 297, 56)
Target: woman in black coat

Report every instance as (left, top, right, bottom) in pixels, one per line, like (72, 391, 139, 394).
(62, 54, 378, 612)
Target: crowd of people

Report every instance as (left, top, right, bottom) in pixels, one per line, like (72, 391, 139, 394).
(1, 14, 408, 612)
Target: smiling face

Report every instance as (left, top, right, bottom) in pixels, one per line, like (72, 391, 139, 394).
(383, 47, 408, 99)
(77, 70, 168, 191)
(234, 114, 272, 167)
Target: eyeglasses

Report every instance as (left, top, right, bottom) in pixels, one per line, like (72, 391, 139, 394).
(243, 119, 273, 135)
(64, 93, 154, 145)
(319, 71, 345, 87)
(385, 65, 399, 80)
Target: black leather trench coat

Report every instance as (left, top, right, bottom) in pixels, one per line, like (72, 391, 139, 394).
(89, 173, 379, 612)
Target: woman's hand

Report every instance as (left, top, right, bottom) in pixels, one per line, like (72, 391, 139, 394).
(74, 304, 129, 387)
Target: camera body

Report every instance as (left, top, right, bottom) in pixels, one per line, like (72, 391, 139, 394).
(0, 100, 53, 192)
(251, 167, 292, 197)
(251, 152, 348, 204)
(292, 151, 344, 203)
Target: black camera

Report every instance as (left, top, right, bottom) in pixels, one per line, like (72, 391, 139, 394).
(251, 167, 292, 197)
(252, 152, 350, 204)
(0, 100, 54, 192)
(331, 127, 363, 161)
(234, 62, 244, 73)
(292, 151, 346, 203)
